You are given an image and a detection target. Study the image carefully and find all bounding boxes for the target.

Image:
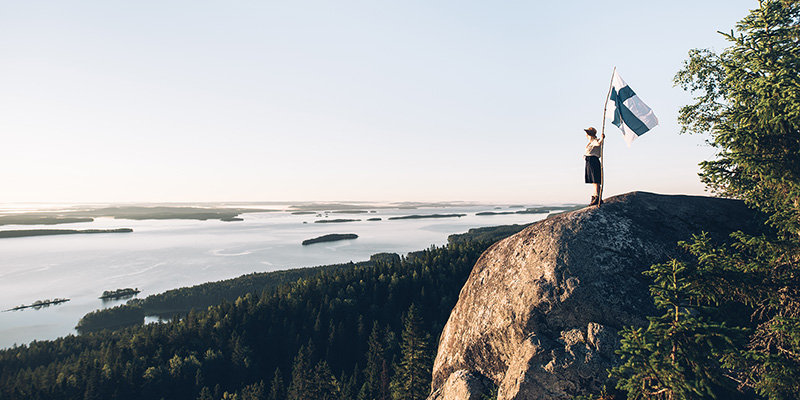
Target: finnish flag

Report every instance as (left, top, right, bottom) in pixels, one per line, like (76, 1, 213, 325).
(608, 70, 658, 146)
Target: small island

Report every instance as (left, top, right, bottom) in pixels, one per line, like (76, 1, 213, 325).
(516, 205, 583, 214)
(476, 206, 584, 216)
(476, 211, 516, 216)
(314, 219, 361, 224)
(387, 213, 466, 220)
(5, 298, 70, 311)
(302, 233, 358, 245)
(100, 288, 141, 300)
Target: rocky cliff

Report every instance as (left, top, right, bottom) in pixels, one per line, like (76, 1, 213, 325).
(429, 192, 761, 400)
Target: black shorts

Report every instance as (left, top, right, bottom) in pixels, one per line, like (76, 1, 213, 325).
(585, 156, 601, 184)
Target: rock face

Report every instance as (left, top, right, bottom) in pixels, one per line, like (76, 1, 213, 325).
(429, 192, 760, 400)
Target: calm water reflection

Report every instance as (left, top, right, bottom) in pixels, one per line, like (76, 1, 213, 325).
(0, 204, 551, 349)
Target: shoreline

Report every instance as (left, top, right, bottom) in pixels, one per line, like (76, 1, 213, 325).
(0, 228, 133, 239)
(0, 204, 564, 349)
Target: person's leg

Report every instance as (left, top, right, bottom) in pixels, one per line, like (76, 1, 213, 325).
(590, 183, 599, 205)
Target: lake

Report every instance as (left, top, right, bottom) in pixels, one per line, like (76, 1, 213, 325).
(0, 203, 554, 349)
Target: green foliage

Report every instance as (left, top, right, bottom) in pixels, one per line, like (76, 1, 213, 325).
(611, 259, 746, 399)
(80, 262, 360, 328)
(268, 369, 286, 400)
(480, 383, 499, 400)
(674, 0, 800, 236)
(0, 236, 500, 399)
(680, 231, 800, 400)
(390, 305, 432, 400)
(76, 303, 145, 333)
(446, 223, 531, 245)
(358, 322, 390, 400)
(671, 1, 800, 398)
(288, 344, 314, 400)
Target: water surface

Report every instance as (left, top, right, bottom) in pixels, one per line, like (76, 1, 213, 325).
(0, 204, 553, 349)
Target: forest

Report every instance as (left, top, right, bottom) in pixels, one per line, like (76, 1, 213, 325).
(0, 224, 527, 400)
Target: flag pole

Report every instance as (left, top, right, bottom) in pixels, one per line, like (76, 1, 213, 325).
(599, 66, 616, 205)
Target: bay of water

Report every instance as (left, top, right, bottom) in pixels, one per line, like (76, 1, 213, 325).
(0, 204, 550, 349)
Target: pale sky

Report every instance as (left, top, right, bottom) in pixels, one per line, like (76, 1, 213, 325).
(0, 1, 756, 205)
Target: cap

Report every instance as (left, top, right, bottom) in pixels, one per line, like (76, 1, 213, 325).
(584, 127, 597, 135)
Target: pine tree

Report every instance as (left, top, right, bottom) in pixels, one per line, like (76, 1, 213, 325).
(240, 380, 267, 400)
(673, 1, 800, 398)
(268, 368, 286, 400)
(310, 360, 340, 400)
(611, 259, 745, 399)
(339, 368, 358, 400)
(198, 386, 214, 400)
(288, 345, 314, 400)
(359, 322, 387, 400)
(390, 304, 432, 400)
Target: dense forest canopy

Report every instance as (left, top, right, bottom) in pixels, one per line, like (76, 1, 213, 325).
(0, 226, 525, 400)
(606, 1, 800, 399)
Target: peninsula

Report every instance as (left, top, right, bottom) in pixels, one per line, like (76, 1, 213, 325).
(0, 206, 275, 226)
(0, 228, 133, 239)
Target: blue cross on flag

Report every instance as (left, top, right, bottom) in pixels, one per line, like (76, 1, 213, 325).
(608, 70, 658, 146)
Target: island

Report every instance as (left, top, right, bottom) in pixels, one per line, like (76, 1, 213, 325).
(0, 228, 133, 239)
(0, 206, 277, 226)
(5, 298, 70, 311)
(314, 219, 361, 224)
(387, 213, 466, 220)
(302, 233, 358, 246)
(288, 203, 375, 212)
(99, 288, 141, 300)
(475, 206, 584, 216)
(476, 211, 516, 216)
(89, 206, 266, 221)
(518, 205, 583, 214)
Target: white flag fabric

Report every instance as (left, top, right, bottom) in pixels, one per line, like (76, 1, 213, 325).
(608, 70, 658, 146)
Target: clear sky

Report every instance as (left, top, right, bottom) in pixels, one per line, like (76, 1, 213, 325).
(0, 1, 757, 205)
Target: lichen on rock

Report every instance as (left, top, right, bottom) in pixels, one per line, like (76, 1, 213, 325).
(429, 192, 761, 400)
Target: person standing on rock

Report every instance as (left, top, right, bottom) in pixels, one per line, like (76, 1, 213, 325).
(584, 127, 604, 205)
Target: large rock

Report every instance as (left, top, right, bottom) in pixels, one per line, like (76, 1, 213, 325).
(429, 192, 760, 400)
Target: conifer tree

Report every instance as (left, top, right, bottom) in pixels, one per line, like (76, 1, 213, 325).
(339, 368, 359, 400)
(359, 322, 388, 400)
(611, 259, 745, 399)
(288, 345, 314, 400)
(311, 360, 340, 400)
(198, 386, 214, 400)
(268, 368, 286, 400)
(240, 380, 267, 400)
(390, 304, 432, 400)
(672, 1, 800, 398)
